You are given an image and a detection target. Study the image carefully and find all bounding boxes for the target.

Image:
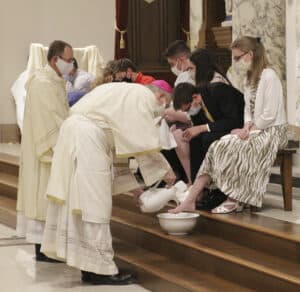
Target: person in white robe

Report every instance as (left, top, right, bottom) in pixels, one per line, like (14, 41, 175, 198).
(41, 82, 175, 285)
(16, 40, 74, 261)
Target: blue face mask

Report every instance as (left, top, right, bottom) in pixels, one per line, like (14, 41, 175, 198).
(188, 104, 201, 116)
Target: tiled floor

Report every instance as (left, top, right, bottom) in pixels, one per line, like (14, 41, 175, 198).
(256, 193, 300, 224)
(0, 225, 149, 292)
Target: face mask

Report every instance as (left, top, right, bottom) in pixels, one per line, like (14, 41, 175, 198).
(189, 69, 196, 81)
(235, 58, 251, 73)
(171, 60, 183, 76)
(56, 57, 74, 76)
(188, 104, 201, 116)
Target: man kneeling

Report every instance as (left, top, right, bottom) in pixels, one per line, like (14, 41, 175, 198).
(41, 82, 175, 285)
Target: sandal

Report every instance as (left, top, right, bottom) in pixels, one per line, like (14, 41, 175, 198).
(211, 199, 244, 214)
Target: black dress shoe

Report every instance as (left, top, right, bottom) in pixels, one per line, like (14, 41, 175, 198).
(81, 270, 136, 285)
(35, 244, 63, 263)
(196, 189, 227, 211)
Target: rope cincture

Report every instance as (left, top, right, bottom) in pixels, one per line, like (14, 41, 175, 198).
(182, 27, 191, 49)
(115, 21, 127, 49)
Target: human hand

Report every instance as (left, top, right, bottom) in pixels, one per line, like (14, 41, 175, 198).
(163, 169, 176, 187)
(233, 128, 249, 140)
(163, 108, 178, 123)
(230, 128, 241, 135)
(182, 125, 205, 141)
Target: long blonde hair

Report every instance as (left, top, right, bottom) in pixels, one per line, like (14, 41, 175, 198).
(231, 36, 269, 89)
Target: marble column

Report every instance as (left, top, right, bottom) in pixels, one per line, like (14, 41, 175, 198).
(296, 1, 300, 127)
(190, 0, 203, 50)
(286, 0, 300, 140)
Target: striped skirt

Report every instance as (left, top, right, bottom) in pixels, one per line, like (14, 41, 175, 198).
(197, 124, 288, 207)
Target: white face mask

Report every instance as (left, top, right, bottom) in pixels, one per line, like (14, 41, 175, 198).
(188, 104, 201, 116)
(171, 60, 183, 76)
(56, 57, 74, 76)
(234, 58, 251, 73)
(171, 66, 183, 76)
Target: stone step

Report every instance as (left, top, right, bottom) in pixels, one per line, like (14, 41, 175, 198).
(111, 204, 300, 291)
(0, 152, 19, 177)
(0, 172, 18, 200)
(114, 193, 300, 263)
(114, 238, 250, 292)
(0, 196, 16, 228)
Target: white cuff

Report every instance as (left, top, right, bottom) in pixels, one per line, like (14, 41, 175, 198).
(206, 124, 210, 132)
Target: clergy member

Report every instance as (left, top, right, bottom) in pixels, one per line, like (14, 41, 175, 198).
(16, 40, 73, 261)
(41, 82, 175, 285)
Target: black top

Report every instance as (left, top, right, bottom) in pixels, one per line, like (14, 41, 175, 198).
(191, 82, 245, 133)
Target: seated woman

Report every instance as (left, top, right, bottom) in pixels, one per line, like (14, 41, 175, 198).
(170, 36, 288, 214)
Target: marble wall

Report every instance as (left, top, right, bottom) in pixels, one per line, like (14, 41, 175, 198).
(230, 0, 285, 92)
(190, 0, 203, 50)
(296, 1, 300, 126)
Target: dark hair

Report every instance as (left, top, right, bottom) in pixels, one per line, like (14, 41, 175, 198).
(47, 40, 72, 61)
(72, 58, 78, 69)
(173, 83, 197, 110)
(117, 58, 137, 72)
(163, 40, 191, 58)
(189, 48, 230, 87)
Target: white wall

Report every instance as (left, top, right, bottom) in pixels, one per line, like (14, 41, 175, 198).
(0, 0, 115, 124)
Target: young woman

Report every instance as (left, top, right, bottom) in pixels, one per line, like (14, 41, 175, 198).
(170, 36, 288, 214)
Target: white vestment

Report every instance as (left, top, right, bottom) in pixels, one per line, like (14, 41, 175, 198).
(16, 65, 69, 243)
(41, 83, 171, 274)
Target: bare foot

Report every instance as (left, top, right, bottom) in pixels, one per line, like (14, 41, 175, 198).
(168, 200, 196, 214)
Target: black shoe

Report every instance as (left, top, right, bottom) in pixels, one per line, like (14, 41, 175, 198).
(196, 189, 227, 211)
(81, 270, 136, 285)
(35, 244, 63, 263)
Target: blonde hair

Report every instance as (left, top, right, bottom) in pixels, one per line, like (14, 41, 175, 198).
(231, 36, 269, 89)
(90, 60, 119, 89)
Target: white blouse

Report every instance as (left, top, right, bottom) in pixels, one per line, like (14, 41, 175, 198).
(244, 68, 287, 129)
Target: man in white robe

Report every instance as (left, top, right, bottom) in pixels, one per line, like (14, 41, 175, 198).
(16, 40, 74, 261)
(41, 82, 175, 285)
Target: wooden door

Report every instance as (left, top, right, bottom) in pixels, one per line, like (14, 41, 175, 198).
(127, 0, 183, 84)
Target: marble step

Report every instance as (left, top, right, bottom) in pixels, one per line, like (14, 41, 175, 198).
(111, 205, 300, 291)
(0, 152, 19, 176)
(0, 172, 18, 200)
(113, 193, 300, 263)
(0, 196, 16, 228)
(114, 238, 250, 292)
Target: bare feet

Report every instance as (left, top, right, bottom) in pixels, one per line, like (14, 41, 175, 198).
(168, 200, 196, 214)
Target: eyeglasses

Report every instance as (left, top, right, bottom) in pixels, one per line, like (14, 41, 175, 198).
(233, 52, 248, 62)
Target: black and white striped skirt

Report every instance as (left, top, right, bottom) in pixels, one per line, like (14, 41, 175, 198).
(197, 124, 288, 207)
